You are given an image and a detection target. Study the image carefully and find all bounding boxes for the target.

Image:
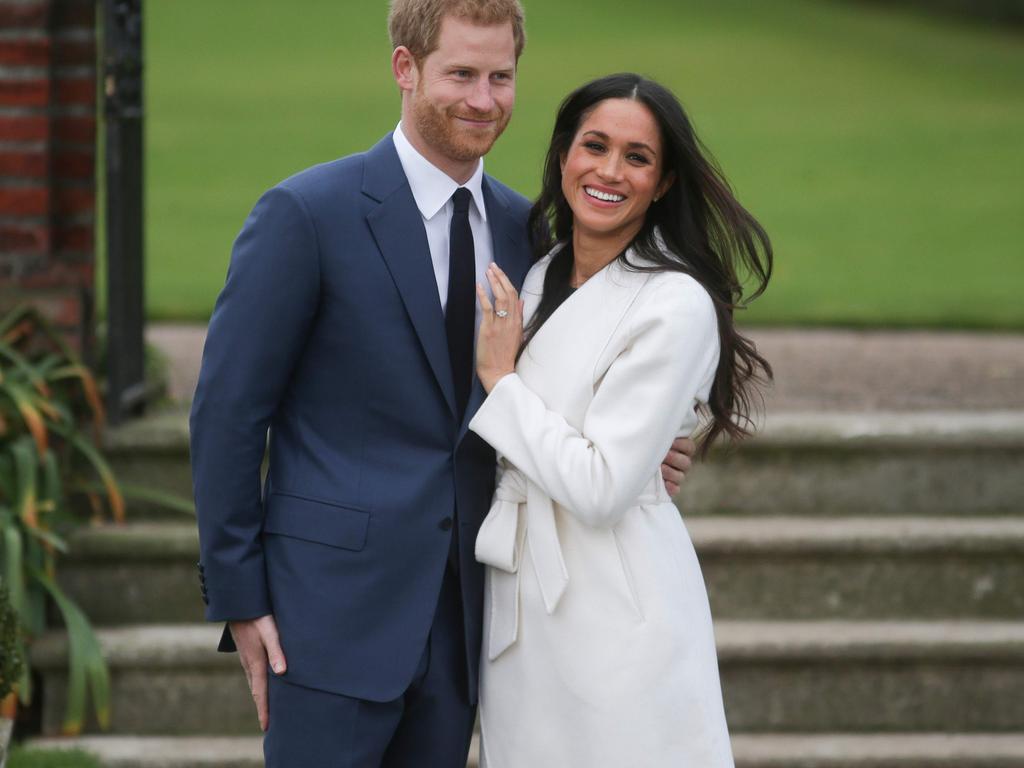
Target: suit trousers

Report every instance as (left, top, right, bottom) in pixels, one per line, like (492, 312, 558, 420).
(264, 560, 475, 768)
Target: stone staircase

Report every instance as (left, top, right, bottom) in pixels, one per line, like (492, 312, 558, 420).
(28, 408, 1024, 766)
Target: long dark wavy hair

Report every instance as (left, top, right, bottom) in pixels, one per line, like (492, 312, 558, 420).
(525, 73, 773, 455)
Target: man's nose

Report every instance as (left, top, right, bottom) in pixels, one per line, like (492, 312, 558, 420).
(465, 79, 495, 113)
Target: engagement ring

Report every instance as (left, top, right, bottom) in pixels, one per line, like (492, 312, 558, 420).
(495, 309, 509, 318)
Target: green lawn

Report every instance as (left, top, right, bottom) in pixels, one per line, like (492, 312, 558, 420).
(131, 0, 1024, 327)
(7, 748, 100, 768)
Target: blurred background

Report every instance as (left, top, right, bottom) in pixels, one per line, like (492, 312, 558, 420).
(125, 0, 1024, 328)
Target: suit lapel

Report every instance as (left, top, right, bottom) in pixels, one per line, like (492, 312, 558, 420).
(484, 178, 530, 287)
(458, 178, 531, 441)
(364, 136, 457, 417)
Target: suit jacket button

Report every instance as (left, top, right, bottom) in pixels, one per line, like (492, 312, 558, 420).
(439, 517, 453, 531)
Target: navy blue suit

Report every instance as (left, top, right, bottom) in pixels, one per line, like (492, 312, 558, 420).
(190, 134, 533, 760)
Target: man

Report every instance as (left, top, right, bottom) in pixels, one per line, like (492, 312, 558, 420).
(190, 1, 694, 765)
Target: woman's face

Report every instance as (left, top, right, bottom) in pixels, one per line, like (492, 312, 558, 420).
(560, 98, 673, 245)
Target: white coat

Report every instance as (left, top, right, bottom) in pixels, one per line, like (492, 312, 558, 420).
(469, 244, 735, 767)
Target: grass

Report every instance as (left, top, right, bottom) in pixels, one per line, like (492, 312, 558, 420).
(7, 748, 101, 768)
(130, 0, 1024, 327)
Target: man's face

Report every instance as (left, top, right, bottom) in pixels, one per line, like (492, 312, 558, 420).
(407, 16, 517, 164)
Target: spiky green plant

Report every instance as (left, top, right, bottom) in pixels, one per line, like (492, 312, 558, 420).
(0, 305, 124, 734)
(0, 579, 22, 701)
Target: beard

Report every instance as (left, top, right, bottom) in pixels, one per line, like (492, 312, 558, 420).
(411, 85, 511, 163)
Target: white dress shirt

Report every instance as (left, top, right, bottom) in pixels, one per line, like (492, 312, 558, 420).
(392, 123, 495, 329)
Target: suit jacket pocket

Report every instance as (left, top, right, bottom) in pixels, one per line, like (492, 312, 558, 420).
(263, 492, 370, 552)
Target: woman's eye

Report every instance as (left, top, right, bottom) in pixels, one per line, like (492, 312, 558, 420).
(628, 153, 650, 164)
(584, 141, 605, 152)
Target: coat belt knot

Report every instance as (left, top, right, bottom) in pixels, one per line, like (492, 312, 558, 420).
(474, 467, 569, 660)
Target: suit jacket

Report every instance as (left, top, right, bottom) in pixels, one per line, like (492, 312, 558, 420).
(189, 133, 534, 703)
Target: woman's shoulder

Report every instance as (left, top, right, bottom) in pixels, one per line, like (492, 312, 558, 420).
(520, 243, 566, 297)
(628, 265, 718, 337)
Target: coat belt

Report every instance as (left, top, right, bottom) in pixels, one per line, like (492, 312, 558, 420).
(474, 467, 567, 660)
(475, 466, 658, 660)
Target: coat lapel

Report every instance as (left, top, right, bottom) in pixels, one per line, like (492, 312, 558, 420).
(363, 136, 457, 417)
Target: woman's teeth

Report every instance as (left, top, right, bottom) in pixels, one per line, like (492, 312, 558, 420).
(584, 186, 624, 203)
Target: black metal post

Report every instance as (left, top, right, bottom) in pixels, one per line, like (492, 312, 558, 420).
(103, 0, 145, 424)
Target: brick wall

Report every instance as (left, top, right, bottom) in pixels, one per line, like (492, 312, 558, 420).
(0, 0, 97, 354)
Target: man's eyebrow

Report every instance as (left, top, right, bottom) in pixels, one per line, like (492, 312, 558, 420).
(581, 130, 658, 156)
(447, 63, 515, 74)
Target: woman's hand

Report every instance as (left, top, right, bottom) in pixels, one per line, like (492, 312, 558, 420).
(476, 263, 524, 393)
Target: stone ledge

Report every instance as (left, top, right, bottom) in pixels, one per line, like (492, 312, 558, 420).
(66, 516, 1024, 560)
(31, 620, 1024, 671)
(716, 620, 1024, 661)
(26, 733, 1024, 768)
(687, 516, 1024, 554)
(67, 522, 198, 560)
(103, 408, 1024, 454)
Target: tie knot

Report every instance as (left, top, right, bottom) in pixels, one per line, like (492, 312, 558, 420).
(452, 187, 472, 215)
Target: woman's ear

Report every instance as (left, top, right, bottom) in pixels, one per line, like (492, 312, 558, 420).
(655, 171, 676, 202)
(559, 152, 567, 173)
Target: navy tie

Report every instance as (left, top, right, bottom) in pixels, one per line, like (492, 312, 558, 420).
(446, 187, 475, 421)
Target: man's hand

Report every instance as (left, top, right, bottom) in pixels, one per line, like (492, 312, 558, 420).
(229, 614, 287, 732)
(661, 437, 696, 496)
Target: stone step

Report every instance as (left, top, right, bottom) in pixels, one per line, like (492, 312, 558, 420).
(104, 409, 1024, 518)
(716, 621, 1024, 732)
(678, 411, 1024, 517)
(61, 524, 205, 625)
(27, 732, 1024, 768)
(104, 410, 198, 520)
(691, 516, 1024, 619)
(62, 516, 1024, 626)
(29, 622, 1024, 736)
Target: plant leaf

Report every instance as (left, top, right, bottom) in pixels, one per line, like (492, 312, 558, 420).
(2, 382, 48, 457)
(48, 424, 124, 524)
(10, 437, 39, 529)
(48, 365, 106, 437)
(73, 481, 195, 517)
(0, 341, 51, 398)
(31, 569, 112, 733)
(1, 524, 25, 622)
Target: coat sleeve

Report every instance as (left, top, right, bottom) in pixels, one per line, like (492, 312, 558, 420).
(189, 185, 320, 622)
(470, 275, 719, 528)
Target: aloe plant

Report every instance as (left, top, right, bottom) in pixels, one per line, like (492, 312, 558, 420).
(0, 305, 124, 735)
(0, 579, 21, 698)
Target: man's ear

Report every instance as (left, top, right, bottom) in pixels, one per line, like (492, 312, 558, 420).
(392, 46, 418, 92)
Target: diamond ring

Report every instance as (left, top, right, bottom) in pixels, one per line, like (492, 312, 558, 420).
(495, 309, 509, 318)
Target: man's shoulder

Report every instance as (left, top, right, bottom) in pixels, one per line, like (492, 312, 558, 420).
(484, 174, 532, 222)
(274, 152, 367, 203)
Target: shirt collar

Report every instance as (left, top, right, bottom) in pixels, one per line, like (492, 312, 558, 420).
(393, 122, 488, 222)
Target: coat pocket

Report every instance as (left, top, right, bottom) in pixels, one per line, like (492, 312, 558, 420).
(263, 492, 370, 552)
(611, 528, 645, 622)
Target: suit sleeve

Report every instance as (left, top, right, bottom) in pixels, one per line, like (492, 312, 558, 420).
(470, 276, 719, 528)
(189, 185, 320, 622)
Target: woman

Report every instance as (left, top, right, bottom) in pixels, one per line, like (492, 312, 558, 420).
(469, 73, 772, 766)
